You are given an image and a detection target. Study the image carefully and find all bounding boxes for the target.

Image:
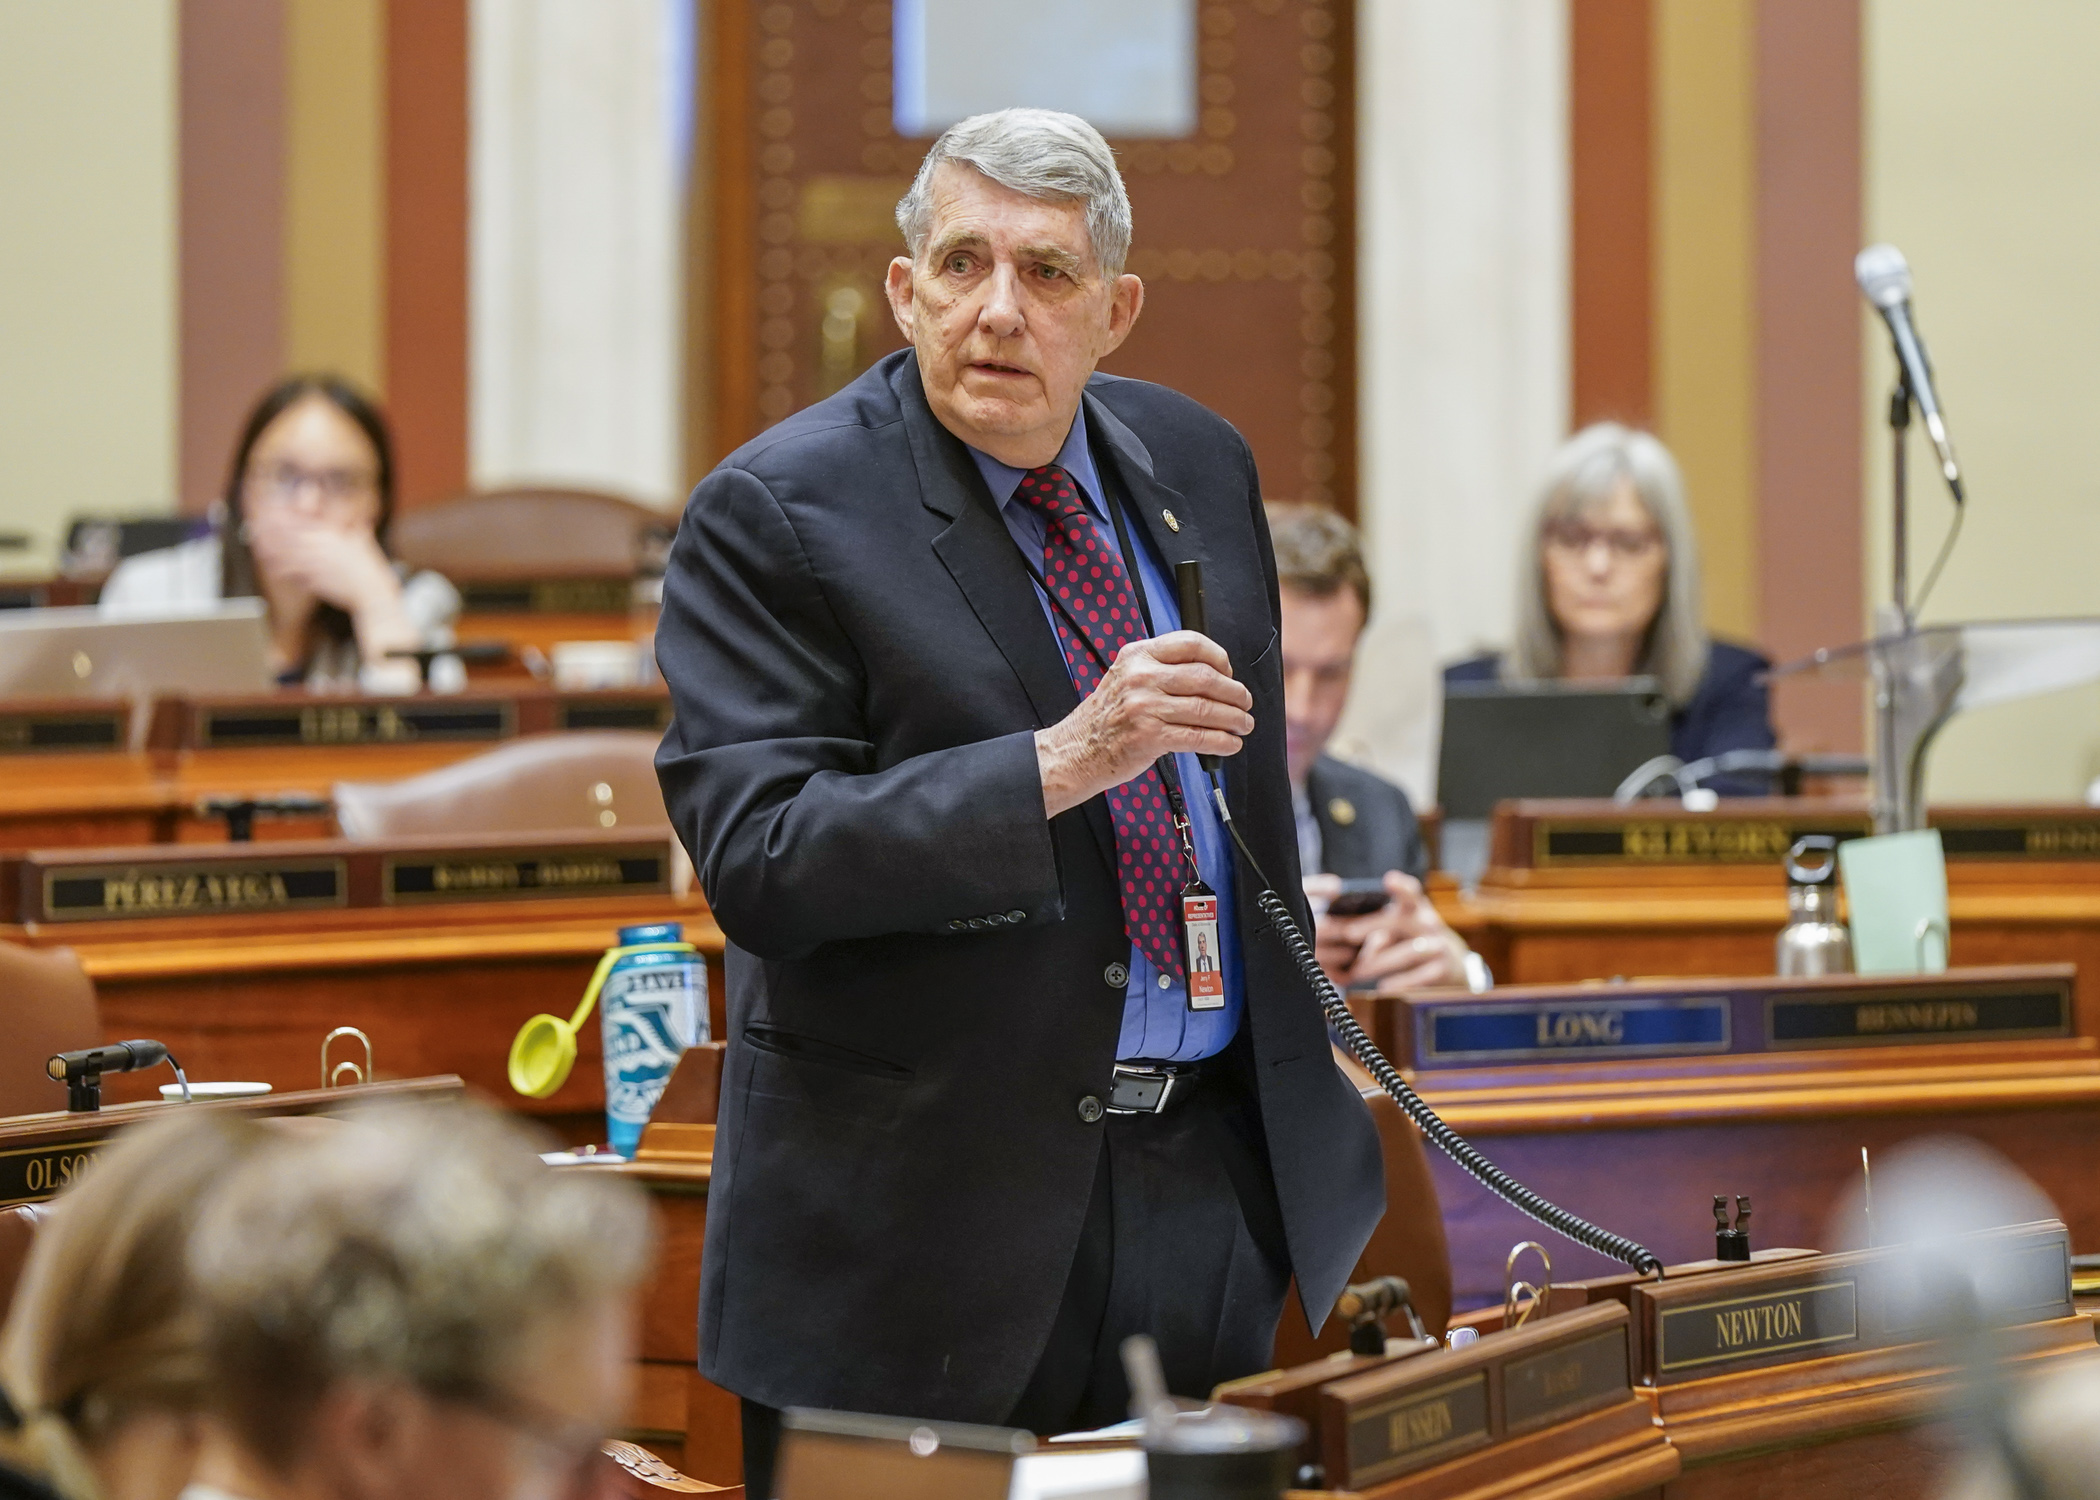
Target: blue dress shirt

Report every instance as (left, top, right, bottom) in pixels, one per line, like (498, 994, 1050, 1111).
(967, 417, 1244, 1062)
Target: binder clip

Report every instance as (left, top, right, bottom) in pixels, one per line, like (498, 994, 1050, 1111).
(1714, 1194, 1752, 1262)
(322, 1027, 373, 1089)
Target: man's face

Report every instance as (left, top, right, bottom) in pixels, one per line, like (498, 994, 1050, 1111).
(1279, 585, 1365, 785)
(886, 163, 1144, 468)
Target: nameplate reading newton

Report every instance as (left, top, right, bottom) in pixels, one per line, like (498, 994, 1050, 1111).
(0, 707, 127, 755)
(1767, 980, 2070, 1049)
(556, 698, 672, 732)
(1501, 1327, 1631, 1434)
(1419, 996, 1731, 1066)
(1657, 1280, 1858, 1377)
(1533, 817, 1867, 867)
(37, 857, 346, 922)
(0, 1137, 107, 1207)
(383, 843, 669, 905)
(1343, 1373, 1490, 1487)
(197, 701, 514, 749)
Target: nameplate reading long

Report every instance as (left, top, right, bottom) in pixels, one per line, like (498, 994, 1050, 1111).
(1657, 1280, 1859, 1375)
(384, 846, 668, 904)
(1345, 1373, 1490, 1487)
(0, 1138, 107, 1206)
(40, 858, 346, 921)
(1421, 997, 1731, 1065)
(1500, 1328, 1631, 1434)
(0, 708, 126, 755)
(198, 701, 513, 748)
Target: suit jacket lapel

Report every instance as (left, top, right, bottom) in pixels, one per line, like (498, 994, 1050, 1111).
(898, 358, 1121, 881)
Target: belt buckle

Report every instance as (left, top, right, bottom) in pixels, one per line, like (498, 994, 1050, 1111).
(1107, 1063, 1185, 1115)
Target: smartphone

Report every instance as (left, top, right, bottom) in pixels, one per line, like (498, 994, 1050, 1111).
(1326, 877, 1391, 916)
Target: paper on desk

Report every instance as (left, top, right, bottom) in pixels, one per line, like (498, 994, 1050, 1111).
(1838, 829, 1949, 974)
(1008, 1448, 1145, 1500)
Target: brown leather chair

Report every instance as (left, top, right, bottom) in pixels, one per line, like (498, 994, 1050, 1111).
(1270, 1052, 1453, 1369)
(0, 941, 100, 1120)
(0, 1204, 50, 1326)
(390, 488, 673, 579)
(332, 732, 671, 840)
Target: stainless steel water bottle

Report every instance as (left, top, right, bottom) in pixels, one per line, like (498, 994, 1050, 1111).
(1776, 836, 1852, 976)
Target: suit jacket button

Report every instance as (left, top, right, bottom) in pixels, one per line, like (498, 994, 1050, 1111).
(1104, 962, 1129, 988)
(1006, 910, 1026, 923)
(1077, 1095, 1105, 1124)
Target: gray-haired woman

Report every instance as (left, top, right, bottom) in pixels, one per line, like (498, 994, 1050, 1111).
(1444, 422, 1776, 787)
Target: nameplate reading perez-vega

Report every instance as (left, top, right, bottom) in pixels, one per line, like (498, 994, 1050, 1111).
(0, 1137, 107, 1206)
(382, 845, 669, 904)
(1657, 1280, 1859, 1376)
(1345, 1373, 1491, 1486)
(39, 858, 347, 922)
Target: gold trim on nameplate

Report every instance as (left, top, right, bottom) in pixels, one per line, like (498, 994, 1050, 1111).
(381, 845, 669, 905)
(1762, 983, 2071, 1051)
(0, 709, 127, 755)
(1532, 817, 1869, 868)
(1656, 1278, 1859, 1373)
(0, 1137, 108, 1206)
(39, 858, 348, 922)
(1346, 1372, 1492, 1487)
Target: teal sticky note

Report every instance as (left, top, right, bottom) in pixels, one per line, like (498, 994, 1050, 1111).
(1838, 829, 1950, 974)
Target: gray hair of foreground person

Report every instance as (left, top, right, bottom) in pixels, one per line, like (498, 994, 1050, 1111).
(895, 107, 1133, 274)
(0, 1111, 271, 1500)
(185, 1101, 654, 1474)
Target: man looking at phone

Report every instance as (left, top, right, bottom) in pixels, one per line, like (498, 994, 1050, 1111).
(1267, 504, 1481, 994)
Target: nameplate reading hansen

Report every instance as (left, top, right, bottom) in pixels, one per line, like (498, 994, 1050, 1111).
(1319, 1302, 1634, 1490)
(1400, 966, 2072, 1069)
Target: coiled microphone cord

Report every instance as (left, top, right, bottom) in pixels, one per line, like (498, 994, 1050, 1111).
(1211, 781, 1664, 1278)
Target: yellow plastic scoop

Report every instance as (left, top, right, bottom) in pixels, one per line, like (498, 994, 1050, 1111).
(507, 941, 688, 1098)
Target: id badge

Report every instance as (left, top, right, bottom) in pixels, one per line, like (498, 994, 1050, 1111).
(1183, 882, 1225, 1011)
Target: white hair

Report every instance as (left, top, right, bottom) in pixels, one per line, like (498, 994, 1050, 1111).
(1507, 422, 1710, 706)
(896, 107, 1132, 274)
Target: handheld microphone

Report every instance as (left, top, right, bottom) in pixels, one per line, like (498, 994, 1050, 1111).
(1174, 560, 1221, 775)
(1856, 244, 1965, 503)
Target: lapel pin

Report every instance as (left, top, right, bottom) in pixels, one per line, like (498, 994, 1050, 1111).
(1162, 509, 1181, 533)
(1328, 797, 1357, 827)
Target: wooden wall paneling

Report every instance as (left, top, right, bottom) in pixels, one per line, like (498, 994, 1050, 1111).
(1568, 0, 1651, 431)
(702, 0, 1358, 512)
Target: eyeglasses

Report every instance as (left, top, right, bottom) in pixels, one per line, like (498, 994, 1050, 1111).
(245, 462, 378, 506)
(1543, 519, 1662, 561)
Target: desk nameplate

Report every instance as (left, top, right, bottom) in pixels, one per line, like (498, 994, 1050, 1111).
(1632, 1220, 2071, 1385)
(1396, 967, 2075, 1070)
(459, 578, 634, 615)
(0, 706, 129, 756)
(36, 856, 347, 923)
(556, 697, 672, 733)
(196, 701, 516, 749)
(0, 1135, 108, 1207)
(384, 843, 670, 905)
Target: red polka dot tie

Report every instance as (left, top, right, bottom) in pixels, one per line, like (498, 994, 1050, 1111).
(1013, 464, 1184, 983)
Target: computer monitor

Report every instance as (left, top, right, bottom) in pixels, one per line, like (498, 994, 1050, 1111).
(0, 602, 273, 700)
(1436, 677, 1673, 821)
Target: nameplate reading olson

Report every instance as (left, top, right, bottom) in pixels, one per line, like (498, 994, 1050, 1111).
(0, 1137, 107, 1207)
(1345, 1373, 1489, 1486)
(40, 858, 347, 921)
(198, 701, 513, 748)
(383, 846, 668, 904)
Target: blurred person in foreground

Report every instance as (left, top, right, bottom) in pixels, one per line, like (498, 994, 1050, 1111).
(178, 1100, 652, 1500)
(100, 376, 457, 694)
(1267, 503, 1476, 994)
(0, 1111, 272, 1500)
(1444, 423, 1775, 791)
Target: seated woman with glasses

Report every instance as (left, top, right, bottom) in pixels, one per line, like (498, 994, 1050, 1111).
(100, 376, 457, 693)
(1445, 422, 1776, 784)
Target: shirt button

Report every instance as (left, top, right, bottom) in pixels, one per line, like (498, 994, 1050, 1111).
(1158, 974, 1172, 990)
(1077, 1095, 1105, 1124)
(1006, 910, 1026, 923)
(1104, 962, 1129, 988)
(968, 917, 989, 930)
(947, 919, 965, 932)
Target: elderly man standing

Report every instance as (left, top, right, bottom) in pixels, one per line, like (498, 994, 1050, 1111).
(655, 109, 1383, 1491)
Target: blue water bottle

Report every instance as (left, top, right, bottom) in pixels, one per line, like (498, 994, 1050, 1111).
(598, 922, 708, 1157)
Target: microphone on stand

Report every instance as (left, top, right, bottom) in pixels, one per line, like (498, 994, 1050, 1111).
(1856, 244, 1965, 504)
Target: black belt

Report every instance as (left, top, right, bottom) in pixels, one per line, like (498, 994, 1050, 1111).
(1106, 1061, 1202, 1115)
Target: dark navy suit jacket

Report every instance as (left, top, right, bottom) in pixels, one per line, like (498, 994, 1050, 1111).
(654, 350, 1385, 1422)
(1444, 641, 1776, 792)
